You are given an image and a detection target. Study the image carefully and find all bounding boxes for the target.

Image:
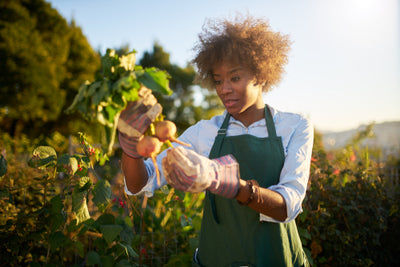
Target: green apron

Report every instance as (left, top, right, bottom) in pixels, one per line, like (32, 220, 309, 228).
(194, 105, 308, 267)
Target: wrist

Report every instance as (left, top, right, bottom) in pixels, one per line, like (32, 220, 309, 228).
(208, 155, 240, 198)
(236, 179, 260, 206)
(118, 131, 143, 159)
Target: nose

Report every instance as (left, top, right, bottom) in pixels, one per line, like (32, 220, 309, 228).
(219, 79, 232, 94)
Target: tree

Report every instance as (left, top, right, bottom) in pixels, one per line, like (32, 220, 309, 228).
(139, 42, 223, 133)
(52, 19, 102, 141)
(0, 0, 101, 138)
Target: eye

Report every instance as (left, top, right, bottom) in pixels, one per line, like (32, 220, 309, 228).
(231, 76, 241, 82)
(213, 80, 222, 86)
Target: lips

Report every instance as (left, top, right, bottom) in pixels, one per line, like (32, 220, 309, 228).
(223, 99, 239, 108)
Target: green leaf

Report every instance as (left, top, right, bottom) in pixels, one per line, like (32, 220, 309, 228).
(75, 241, 84, 258)
(121, 85, 140, 102)
(0, 154, 7, 177)
(120, 226, 134, 244)
(298, 227, 311, 240)
(92, 81, 110, 106)
(116, 259, 134, 267)
(137, 67, 172, 95)
(65, 81, 89, 114)
(100, 255, 114, 267)
(67, 219, 79, 233)
(28, 146, 57, 169)
(100, 225, 123, 244)
(101, 49, 120, 79)
(77, 176, 92, 192)
(86, 250, 101, 265)
(96, 152, 109, 166)
(76, 97, 90, 118)
(95, 213, 115, 228)
(92, 179, 112, 212)
(49, 231, 67, 252)
(72, 196, 90, 225)
(105, 105, 120, 123)
(86, 80, 102, 97)
(96, 106, 114, 127)
(112, 74, 134, 94)
(72, 177, 91, 224)
(124, 216, 133, 228)
(119, 242, 138, 258)
(50, 195, 63, 214)
(57, 154, 78, 174)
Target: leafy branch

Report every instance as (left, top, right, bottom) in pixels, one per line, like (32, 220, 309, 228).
(66, 49, 172, 155)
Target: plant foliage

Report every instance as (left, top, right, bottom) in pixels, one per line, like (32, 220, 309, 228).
(66, 49, 172, 155)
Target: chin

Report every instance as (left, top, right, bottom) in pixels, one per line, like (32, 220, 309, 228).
(225, 106, 242, 116)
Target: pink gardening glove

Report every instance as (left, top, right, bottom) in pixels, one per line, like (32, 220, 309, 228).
(117, 86, 162, 158)
(162, 146, 240, 199)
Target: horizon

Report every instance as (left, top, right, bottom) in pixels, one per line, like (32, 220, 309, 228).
(47, 0, 400, 132)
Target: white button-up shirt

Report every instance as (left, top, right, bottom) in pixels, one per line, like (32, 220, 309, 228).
(124, 105, 314, 223)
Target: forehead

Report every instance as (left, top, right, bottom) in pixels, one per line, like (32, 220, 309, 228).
(212, 61, 245, 75)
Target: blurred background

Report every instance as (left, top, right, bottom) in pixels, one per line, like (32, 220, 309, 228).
(1, 0, 399, 157)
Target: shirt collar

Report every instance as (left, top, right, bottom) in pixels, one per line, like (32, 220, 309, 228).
(222, 110, 266, 129)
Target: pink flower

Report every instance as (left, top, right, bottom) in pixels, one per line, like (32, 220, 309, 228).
(350, 154, 356, 162)
(333, 169, 340, 175)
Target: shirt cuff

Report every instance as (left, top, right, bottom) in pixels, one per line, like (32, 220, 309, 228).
(259, 186, 303, 223)
(123, 159, 160, 198)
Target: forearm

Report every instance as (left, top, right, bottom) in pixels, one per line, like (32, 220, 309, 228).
(236, 179, 287, 221)
(121, 152, 149, 194)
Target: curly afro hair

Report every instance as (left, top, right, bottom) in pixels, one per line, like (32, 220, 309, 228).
(192, 14, 291, 92)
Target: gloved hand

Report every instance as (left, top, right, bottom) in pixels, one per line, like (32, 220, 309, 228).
(162, 146, 240, 199)
(117, 86, 162, 158)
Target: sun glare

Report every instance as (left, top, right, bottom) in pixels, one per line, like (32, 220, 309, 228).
(352, 0, 376, 10)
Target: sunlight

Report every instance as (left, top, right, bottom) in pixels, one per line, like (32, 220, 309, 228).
(352, 0, 376, 11)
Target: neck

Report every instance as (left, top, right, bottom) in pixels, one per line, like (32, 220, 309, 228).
(232, 103, 265, 127)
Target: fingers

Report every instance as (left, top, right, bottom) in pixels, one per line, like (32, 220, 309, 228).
(139, 86, 157, 106)
(162, 147, 213, 193)
(118, 87, 161, 136)
(146, 103, 162, 122)
(166, 147, 199, 177)
(162, 154, 190, 192)
(138, 86, 151, 97)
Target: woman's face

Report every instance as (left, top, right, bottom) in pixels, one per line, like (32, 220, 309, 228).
(212, 62, 265, 126)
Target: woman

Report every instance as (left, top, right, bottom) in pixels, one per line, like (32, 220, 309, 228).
(119, 15, 313, 266)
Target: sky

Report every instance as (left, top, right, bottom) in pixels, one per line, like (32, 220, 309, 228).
(47, 0, 400, 132)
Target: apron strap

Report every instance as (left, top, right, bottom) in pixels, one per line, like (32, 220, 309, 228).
(264, 105, 277, 138)
(209, 112, 231, 159)
(207, 112, 231, 224)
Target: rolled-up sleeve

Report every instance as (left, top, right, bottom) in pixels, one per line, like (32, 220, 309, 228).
(124, 157, 166, 197)
(123, 118, 217, 197)
(261, 116, 314, 223)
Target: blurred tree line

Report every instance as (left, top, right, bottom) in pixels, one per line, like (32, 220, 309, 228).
(0, 0, 222, 143)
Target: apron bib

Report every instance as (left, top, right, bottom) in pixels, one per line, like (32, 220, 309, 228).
(195, 106, 307, 267)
